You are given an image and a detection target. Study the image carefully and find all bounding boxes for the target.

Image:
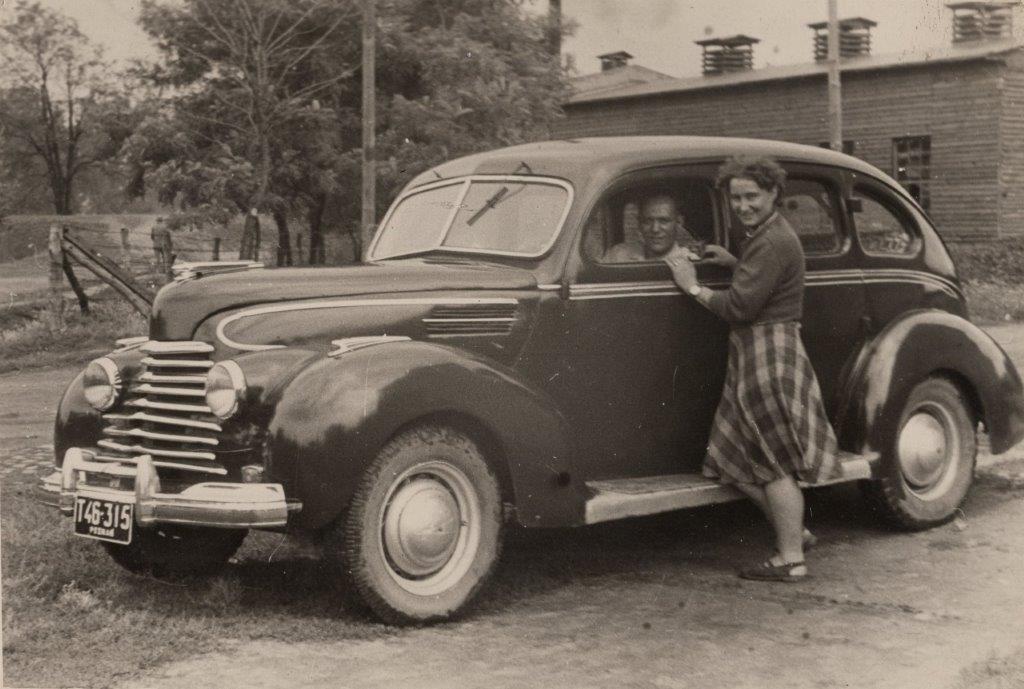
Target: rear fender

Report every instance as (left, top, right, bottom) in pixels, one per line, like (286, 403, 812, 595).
(266, 340, 584, 530)
(836, 310, 1024, 454)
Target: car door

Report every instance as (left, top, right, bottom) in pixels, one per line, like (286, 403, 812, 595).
(721, 163, 869, 418)
(544, 166, 730, 482)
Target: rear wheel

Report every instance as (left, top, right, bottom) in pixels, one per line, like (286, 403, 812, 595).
(327, 425, 503, 625)
(864, 377, 976, 530)
(102, 524, 247, 577)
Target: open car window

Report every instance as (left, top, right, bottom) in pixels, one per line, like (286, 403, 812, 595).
(583, 178, 718, 264)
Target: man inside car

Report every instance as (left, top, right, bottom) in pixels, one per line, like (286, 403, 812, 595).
(605, 193, 702, 262)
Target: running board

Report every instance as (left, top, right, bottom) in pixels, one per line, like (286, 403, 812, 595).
(583, 450, 879, 525)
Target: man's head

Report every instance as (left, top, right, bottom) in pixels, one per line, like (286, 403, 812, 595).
(639, 193, 682, 258)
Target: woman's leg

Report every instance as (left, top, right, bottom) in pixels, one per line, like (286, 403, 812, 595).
(734, 482, 815, 548)
(764, 475, 805, 564)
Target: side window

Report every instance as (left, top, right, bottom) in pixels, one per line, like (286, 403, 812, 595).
(778, 178, 843, 256)
(854, 189, 919, 256)
(583, 178, 717, 264)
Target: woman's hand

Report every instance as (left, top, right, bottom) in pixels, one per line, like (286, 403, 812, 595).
(664, 246, 698, 291)
(701, 244, 738, 268)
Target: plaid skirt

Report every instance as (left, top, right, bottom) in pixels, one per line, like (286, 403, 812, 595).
(704, 321, 839, 486)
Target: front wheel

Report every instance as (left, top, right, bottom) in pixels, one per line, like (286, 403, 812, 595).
(863, 377, 977, 530)
(102, 525, 247, 577)
(328, 425, 504, 625)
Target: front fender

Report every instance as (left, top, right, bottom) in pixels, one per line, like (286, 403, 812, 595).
(266, 341, 585, 531)
(836, 310, 1024, 454)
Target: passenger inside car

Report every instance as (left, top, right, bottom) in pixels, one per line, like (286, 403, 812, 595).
(584, 180, 716, 263)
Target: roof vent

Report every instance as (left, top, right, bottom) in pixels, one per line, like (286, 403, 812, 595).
(808, 17, 877, 61)
(947, 1, 1017, 42)
(695, 35, 759, 76)
(598, 51, 633, 72)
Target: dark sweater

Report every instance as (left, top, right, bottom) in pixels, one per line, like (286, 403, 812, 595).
(707, 212, 804, 325)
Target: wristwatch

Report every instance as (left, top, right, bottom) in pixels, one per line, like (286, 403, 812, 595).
(687, 284, 701, 297)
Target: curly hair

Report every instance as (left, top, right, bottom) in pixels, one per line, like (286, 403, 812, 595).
(716, 156, 787, 205)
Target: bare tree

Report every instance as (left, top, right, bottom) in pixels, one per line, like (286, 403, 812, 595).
(0, 1, 122, 215)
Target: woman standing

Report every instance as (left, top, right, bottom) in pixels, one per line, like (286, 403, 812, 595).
(665, 156, 839, 582)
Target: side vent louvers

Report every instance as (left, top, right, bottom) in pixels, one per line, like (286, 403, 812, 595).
(424, 302, 518, 336)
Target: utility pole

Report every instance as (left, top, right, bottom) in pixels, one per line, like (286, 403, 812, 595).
(361, 0, 376, 259)
(827, 0, 842, 151)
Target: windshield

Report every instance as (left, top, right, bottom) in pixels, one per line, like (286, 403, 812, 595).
(370, 177, 571, 260)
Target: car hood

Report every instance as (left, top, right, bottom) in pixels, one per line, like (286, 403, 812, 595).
(150, 259, 539, 340)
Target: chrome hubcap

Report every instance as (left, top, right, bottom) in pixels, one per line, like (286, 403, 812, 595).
(897, 406, 957, 498)
(383, 477, 461, 577)
(378, 460, 482, 596)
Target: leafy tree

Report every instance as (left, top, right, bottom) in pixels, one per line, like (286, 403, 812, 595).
(0, 1, 127, 215)
(127, 0, 570, 265)
(130, 0, 358, 263)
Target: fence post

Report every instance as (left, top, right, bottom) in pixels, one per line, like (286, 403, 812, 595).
(212, 237, 221, 261)
(162, 232, 174, 280)
(120, 227, 132, 275)
(48, 224, 64, 330)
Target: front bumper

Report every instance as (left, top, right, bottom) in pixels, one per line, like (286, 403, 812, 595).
(36, 448, 301, 529)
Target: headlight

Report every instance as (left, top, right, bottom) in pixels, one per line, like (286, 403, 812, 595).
(204, 360, 246, 419)
(83, 357, 122, 411)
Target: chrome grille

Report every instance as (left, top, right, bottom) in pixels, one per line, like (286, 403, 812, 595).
(99, 341, 226, 475)
(423, 303, 518, 336)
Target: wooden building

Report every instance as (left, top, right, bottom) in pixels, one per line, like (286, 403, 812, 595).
(558, 4, 1024, 241)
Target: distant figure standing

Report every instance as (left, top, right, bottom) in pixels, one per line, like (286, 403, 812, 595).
(151, 217, 172, 274)
(240, 207, 261, 261)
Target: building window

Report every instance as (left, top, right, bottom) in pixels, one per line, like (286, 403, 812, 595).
(892, 136, 931, 211)
(818, 140, 856, 156)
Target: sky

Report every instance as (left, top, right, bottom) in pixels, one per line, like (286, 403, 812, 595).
(12, 0, 1015, 78)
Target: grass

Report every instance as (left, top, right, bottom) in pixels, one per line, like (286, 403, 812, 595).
(0, 296, 148, 374)
(0, 473, 396, 688)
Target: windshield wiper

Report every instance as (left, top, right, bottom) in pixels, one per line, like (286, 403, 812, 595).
(467, 186, 508, 226)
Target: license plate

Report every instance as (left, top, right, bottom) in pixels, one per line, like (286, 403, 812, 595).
(73, 496, 134, 545)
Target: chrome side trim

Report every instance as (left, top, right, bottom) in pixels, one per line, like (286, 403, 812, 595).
(172, 261, 264, 283)
(328, 335, 412, 358)
(36, 450, 294, 528)
(421, 317, 517, 323)
(564, 269, 960, 301)
(217, 297, 519, 352)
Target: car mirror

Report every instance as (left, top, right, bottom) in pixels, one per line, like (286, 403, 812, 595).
(847, 197, 864, 213)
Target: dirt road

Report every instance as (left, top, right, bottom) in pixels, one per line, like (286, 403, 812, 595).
(3, 332, 1024, 689)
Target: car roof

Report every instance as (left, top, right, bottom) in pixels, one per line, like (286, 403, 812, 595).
(409, 136, 898, 192)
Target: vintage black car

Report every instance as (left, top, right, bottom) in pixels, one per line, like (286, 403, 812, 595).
(38, 136, 1024, 624)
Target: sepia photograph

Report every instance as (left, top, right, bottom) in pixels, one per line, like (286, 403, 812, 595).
(1, 0, 1023, 687)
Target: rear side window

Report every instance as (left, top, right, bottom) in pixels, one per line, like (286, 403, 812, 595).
(778, 178, 843, 255)
(853, 189, 920, 256)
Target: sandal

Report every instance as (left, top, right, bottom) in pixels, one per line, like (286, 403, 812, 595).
(739, 559, 808, 582)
